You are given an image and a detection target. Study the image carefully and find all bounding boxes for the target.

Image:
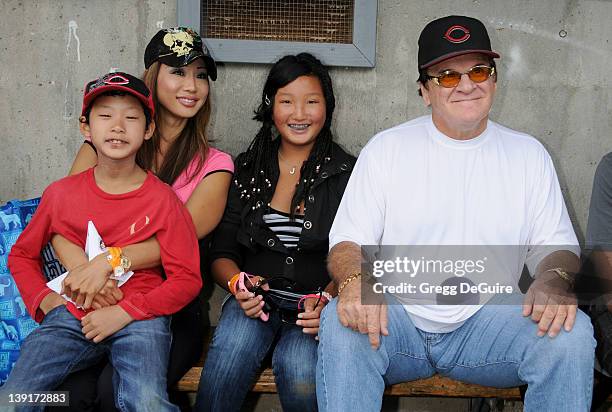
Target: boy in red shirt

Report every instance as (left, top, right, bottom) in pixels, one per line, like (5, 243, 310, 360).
(2, 72, 201, 412)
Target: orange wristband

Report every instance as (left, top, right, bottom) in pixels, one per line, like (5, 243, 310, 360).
(106, 247, 122, 275)
(228, 273, 241, 295)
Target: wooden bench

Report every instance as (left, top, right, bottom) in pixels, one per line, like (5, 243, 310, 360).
(177, 365, 522, 399)
(175, 329, 611, 402)
(174, 324, 524, 399)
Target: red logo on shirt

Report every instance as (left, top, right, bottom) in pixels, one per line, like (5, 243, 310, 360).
(129, 215, 150, 235)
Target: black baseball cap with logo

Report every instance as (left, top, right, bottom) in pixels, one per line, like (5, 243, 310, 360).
(418, 16, 500, 69)
(81, 71, 155, 119)
(144, 27, 217, 81)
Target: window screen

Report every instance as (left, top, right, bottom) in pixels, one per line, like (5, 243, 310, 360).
(178, 0, 377, 67)
(203, 0, 354, 44)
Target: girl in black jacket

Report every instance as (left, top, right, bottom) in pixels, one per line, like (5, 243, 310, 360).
(195, 53, 355, 412)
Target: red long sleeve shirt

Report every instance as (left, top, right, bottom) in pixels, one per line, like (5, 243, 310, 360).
(8, 168, 202, 323)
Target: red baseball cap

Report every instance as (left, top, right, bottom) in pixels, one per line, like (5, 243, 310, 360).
(81, 72, 155, 119)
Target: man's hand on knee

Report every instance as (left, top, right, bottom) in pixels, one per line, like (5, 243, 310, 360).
(337, 280, 389, 349)
(522, 270, 577, 337)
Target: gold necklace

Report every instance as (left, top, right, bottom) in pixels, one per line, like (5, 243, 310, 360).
(278, 151, 299, 175)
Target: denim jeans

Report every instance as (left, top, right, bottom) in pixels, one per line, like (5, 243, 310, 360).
(317, 294, 596, 412)
(0, 306, 176, 412)
(195, 296, 318, 412)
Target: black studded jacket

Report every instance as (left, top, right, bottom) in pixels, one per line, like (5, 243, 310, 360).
(209, 142, 356, 291)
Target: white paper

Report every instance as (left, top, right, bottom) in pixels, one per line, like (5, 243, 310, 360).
(46, 221, 133, 305)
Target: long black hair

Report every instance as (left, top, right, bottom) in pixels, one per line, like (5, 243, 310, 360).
(234, 52, 336, 217)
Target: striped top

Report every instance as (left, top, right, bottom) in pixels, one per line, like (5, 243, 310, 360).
(262, 208, 304, 249)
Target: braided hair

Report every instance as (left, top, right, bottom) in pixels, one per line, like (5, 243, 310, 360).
(235, 53, 336, 218)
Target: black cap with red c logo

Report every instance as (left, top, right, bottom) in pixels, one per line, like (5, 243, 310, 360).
(418, 15, 500, 70)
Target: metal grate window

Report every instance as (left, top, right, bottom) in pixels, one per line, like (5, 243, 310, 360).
(179, 0, 377, 67)
(202, 1, 354, 44)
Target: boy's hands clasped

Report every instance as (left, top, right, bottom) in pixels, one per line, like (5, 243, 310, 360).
(81, 305, 134, 343)
(40, 291, 132, 343)
(56, 253, 128, 343)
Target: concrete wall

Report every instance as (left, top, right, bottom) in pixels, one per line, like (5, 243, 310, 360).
(1, 1, 611, 410)
(2, 0, 611, 241)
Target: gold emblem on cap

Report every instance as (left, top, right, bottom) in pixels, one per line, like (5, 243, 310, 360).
(163, 31, 194, 57)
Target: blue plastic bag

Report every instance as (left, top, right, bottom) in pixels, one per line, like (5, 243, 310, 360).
(0, 198, 65, 385)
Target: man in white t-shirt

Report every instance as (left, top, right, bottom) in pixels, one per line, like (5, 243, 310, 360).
(317, 15, 595, 411)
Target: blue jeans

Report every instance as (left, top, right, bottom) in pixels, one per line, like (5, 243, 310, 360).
(317, 294, 596, 412)
(0, 306, 176, 412)
(195, 296, 318, 412)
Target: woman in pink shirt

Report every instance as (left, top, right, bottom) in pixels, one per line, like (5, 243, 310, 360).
(48, 27, 233, 411)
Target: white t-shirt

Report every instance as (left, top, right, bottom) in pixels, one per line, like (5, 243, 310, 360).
(330, 115, 579, 332)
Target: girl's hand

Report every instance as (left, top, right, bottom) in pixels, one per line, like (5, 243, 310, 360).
(297, 296, 329, 336)
(234, 276, 267, 318)
(235, 290, 266, 318)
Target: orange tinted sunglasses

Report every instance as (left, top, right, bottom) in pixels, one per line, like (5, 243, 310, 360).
(425, 65, 495, 88)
